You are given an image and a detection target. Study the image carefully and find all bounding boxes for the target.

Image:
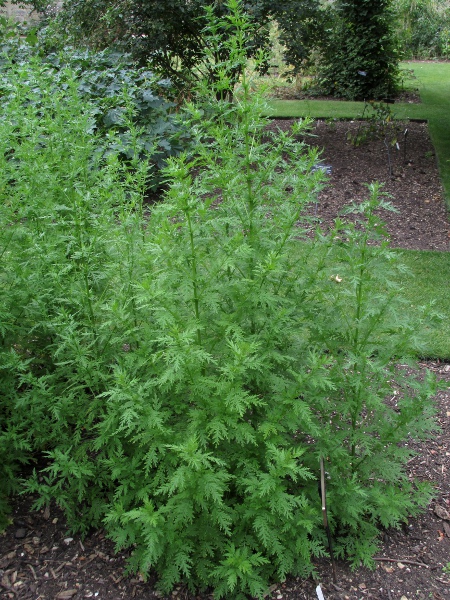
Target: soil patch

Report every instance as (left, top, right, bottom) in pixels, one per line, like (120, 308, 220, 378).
(267, 119, 450, 251)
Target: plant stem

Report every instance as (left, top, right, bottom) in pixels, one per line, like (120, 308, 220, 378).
(185, 209, 202, 348)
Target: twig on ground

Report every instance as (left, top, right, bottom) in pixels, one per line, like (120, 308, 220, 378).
(373, 557, 430, 569)
(0, 580, 18, 595)
(28, 563, 38, 580)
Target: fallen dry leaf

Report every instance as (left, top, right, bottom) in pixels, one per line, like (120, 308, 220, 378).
(0, 551, 15, 563)
(434, 505, 450, 521)
(23, 543, 34, 554)
(443, 522, 450, 538)
(55, 590, 78, 599)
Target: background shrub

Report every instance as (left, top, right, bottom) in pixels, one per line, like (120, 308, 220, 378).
(0, 18, 190, 186)
(393, 0, 450, 59)
(6, 0, 326, 96)
(318, 0, 400, 100)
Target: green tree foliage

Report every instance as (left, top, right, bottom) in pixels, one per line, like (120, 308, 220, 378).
(253, 0, 327, 75)
(0, 2, 441, 596)
(319, 0, 400, 100)
(393, 0, 450, 58)
(12, 0, 325, 94)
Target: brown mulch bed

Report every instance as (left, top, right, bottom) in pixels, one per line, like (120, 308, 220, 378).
(313, 120, 450, 251)
(1, 120, 449, 600)
(267, 118, 450, 251)
(315, 122, 450, 250)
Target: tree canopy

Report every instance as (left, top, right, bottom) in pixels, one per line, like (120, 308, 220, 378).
(16, 0, 325, 93)
(12, 0, 399, 100)
(318, 0, 400, 99)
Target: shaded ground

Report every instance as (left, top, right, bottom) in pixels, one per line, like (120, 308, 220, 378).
(315, 119, 449, 251)
(1, 120, 449, 600)
(268, 119, 450, 251)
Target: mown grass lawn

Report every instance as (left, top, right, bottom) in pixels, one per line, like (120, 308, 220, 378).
(396, 249, 450, 359)
(266, 62, 450, 360)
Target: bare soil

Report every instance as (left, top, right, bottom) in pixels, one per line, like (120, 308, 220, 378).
(1, 120, 449, 600)
(268, 119, 450, 251)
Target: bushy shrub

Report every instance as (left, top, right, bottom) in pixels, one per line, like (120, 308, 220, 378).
(0, 1, 439, 597)
(7, 0, 327, 96)
(393, 0, 450, 59)
(318, 0, 400, 100)
(0, 18, 190, 186)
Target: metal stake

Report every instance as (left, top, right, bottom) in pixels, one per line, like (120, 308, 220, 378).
(320, 457, 338, 583)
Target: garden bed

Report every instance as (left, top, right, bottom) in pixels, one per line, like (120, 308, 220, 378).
(1, 119, 449, 600)
(268, 119, 450, 252)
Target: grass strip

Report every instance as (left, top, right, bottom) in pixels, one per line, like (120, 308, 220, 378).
(411, 61, 450, 211)
(396, 248, 450, 360)
(265, 64, 450, 360)
(265, 99, 430, 121)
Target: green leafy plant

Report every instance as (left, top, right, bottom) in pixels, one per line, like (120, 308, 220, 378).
(303, 185, 439, 563)
(346, 101, 407, 177)
(41, 47, 189, 175)
(347, 101, 399, 146)
(0, 20, 190, 186)
(0, 2, 440, 598)
(318, 0, 400, 100)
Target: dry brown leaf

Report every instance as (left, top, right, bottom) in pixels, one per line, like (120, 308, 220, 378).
(443, 521, 450, 538)
(0, 551, 16, 567)
(55, 590, 78, 599)
(434, 505, 450, 521)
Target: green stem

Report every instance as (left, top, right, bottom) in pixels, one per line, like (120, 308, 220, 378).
(186, 209, 202, 348)
(350, 229, 370, 462)
(240, 68, 257, 335)
(74, 199, 99, 358)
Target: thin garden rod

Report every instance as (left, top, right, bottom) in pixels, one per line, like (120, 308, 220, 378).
(320, 457, 338, 583)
